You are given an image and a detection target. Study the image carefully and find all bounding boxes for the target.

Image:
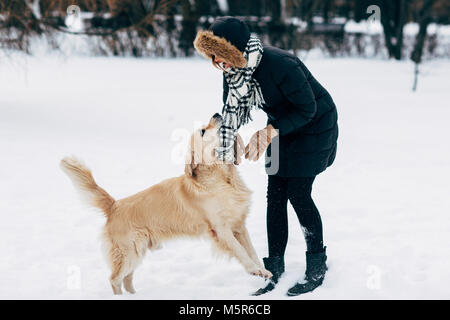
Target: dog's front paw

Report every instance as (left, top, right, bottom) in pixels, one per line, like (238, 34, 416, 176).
(261, 269, 273, 279)
(249, 267, 273, 279)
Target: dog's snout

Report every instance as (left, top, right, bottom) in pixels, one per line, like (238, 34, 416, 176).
(212, 113, 223, 123)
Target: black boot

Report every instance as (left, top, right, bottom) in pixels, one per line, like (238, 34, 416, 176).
(287, 247, 327, 296)
(252, 256, 285, 296)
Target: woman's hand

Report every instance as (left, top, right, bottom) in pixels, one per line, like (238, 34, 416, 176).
(245, 125, 279, 162)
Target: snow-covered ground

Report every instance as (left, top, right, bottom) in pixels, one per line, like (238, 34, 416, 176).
(1, 54, 449, 299)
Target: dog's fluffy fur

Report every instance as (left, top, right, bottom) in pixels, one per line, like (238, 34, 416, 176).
(194, 30, 247, 68)
(60, 115, 271, 295)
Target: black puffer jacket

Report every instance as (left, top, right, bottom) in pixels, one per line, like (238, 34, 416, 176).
(194, 16, 338, 178)
(223, 46, 338, 177)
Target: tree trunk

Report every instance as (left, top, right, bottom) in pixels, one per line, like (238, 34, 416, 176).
(380, 0, 409, 60)
(411, 0, 435, 91)
(322, 0, 331, 23)
(411, 0, 435, 64)
(179, 0, 198, 56)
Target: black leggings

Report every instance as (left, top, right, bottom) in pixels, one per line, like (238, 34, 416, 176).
(266, 175, 324, 257)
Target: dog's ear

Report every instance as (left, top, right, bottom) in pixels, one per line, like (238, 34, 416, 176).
(185, 153, 198, 177)
(185, 145, 199, 177)
(185, 134, 203, 177)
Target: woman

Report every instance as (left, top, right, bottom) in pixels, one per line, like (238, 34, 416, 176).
(194, 17, 338, 296)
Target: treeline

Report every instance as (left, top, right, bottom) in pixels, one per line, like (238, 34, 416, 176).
(1, 0, 449, 60)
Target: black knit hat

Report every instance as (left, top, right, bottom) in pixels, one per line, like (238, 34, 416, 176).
(210, 17, 250, 53)
(194, 17, 250, 68)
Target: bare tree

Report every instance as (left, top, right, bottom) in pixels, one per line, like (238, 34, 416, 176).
(0, 0, 44, 53)
(179, 0, 198, 56)
(411, 0, 436, 91)
(379, 0, 410, 60)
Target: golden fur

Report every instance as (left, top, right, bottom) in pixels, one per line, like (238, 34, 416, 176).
(194, 30, 247, 68)
(60, 116, 271, 295)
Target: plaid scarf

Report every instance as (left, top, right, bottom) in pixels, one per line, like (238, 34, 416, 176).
(216, 35, 265, 162)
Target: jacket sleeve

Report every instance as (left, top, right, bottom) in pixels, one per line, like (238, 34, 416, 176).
(270, 57, 317, 136)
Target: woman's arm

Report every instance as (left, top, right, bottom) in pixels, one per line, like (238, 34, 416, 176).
(270, 57, 317, 136)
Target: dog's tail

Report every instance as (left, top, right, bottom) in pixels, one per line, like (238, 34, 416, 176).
(60, 156, 115, 217)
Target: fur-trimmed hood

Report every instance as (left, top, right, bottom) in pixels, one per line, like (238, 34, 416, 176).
(193, 17, 250, 69)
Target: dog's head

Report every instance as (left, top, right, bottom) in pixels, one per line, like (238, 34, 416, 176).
(185, 113, 223, 177)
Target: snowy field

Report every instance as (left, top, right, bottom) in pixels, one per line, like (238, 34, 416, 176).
(1, 53, 449, 299)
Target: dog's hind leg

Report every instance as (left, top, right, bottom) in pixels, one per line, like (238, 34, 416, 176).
(123, 272, 136, 294)
(109, 243, 128, 295)
(108, 242, 140, 295)
(109, 249, 143, 294)
(123, 238, 147, 294)
(110, 259, 125, 295)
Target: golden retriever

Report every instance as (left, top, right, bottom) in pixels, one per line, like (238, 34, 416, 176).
(60, 114, 272, 295)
